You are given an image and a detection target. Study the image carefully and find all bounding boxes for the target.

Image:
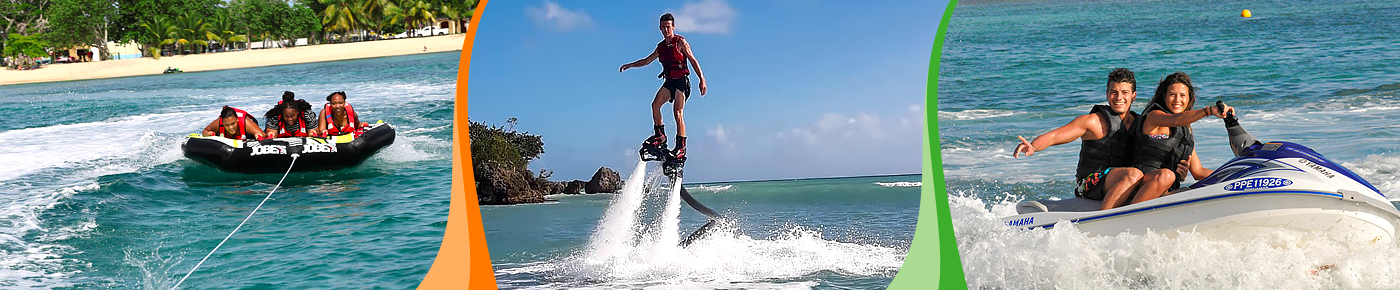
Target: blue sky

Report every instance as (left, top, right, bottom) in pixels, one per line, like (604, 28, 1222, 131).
(468, 0, 946, 182)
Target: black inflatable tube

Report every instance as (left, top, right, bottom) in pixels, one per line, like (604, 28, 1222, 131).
(182, 123, 396, 174)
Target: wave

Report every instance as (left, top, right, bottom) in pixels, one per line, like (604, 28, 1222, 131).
(874, 181, 921, 188)
(938, 109, 1016, 120)
(497, 221, 904, 289)
(0, 111, 203, 182)
(0, 111, 200, 288)
(685, 184, 733, 192)
(368, 132, 450, 164)
(940, 147, 1069, 183)
(1343, 154, 1400, 197)
(950, 193, 1400, 290)
(0, 182, 102, 289)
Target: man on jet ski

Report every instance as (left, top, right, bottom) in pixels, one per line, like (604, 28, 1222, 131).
(1012, 68, 1149, 210)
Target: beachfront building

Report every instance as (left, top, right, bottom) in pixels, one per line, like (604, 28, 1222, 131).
(106, 42, 143, 60)
(53, 46, 97, 63)
(50, 43, 143, 62)
(435, 18, 469, 34)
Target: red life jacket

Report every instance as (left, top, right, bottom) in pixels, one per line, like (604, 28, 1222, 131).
(217, 107, 251, 140)
(323, 103, 362, 136)
(275, 112, 309, 138)
(655, 35, 689, 79)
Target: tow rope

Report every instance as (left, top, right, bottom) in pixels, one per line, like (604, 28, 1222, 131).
(172, 154, 300, 289)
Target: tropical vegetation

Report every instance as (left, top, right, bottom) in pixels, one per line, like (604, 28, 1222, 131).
(0, 0, 476, 64)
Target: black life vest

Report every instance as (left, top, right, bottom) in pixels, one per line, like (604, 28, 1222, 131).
(1131, 103, 1195, 189)
(1076, 105, 1138, 180)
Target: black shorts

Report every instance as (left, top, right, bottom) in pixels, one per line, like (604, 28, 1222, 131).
(662, 77, 691, 102)
(1074, 167, 1112, 200)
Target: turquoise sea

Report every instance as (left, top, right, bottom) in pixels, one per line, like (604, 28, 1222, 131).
(482, 172, 919, 289)
(939, 0, 1400, 289)
(0, 52, 457, 289)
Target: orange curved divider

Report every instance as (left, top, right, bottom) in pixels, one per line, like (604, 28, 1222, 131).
(418, 0, 497, 288)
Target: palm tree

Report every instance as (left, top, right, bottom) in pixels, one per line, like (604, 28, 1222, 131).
(320, 0, 359, 42)
(208, 10, 248, 52)
(138, 16, 175, 59)
(396, 0, 434, 38)
(358, 0, 400, 39)
(168, 13, 212, 55)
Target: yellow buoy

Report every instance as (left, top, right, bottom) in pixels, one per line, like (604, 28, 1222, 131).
(1241, 9, 1252, 18)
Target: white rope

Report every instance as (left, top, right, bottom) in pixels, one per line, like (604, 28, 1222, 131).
(172, 154, 300, 290)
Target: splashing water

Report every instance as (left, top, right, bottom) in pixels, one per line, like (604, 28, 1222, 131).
(495, 170, 912, 289)
(585, 159, 651, 262)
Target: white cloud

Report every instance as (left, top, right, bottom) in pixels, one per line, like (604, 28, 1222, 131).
(526, 1, 593, 32)
(672, 0, 737, 34)
(718, 105, 922, 179)
(708, 124, 735, 148)
(785, 111, 889, 145)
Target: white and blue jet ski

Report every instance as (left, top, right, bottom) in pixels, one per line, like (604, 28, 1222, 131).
(1004, 101, 1400, 243)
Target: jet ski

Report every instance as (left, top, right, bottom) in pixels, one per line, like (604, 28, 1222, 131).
(1003, 101, 1400, 243)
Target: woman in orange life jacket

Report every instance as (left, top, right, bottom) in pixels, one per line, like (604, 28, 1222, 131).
(202, 106, 266, 140)
(316, 91, 370, 137)
(263, 91, 320, 138)
(619, 12, 708, 163)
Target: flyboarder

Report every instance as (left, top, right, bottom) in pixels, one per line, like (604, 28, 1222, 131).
(619, 12, 708, 177)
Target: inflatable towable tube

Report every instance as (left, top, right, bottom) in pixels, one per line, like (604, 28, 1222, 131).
(182, 122, 396, 173)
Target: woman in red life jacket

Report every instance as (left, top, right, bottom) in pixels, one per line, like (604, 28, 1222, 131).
(316, 91, 370, 137)
(263, 92, 319, 139)
(202, 106, 265, 140)
(618, 12, 708, 163)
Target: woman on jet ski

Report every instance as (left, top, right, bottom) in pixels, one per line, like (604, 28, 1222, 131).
(1121, 72, 1235, 207)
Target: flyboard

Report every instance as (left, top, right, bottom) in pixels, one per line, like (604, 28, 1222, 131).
(640, 139, 724, 247)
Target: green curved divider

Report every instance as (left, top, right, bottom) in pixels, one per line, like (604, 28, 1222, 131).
(887, 0, 965, 289)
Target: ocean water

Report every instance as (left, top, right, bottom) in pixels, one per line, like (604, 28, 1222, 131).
(482, 171, 919, 289)
(939, 0, 1400, 289)
(0, 52, 457, 289)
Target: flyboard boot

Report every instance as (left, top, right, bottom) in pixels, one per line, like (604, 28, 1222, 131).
(663, 136, 686, 178)
(640, 125, 669, 161)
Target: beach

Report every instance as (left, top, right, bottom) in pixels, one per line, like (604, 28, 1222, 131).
(0, 34, 465, 86)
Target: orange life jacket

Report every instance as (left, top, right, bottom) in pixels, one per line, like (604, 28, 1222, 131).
(217, 107, 251, 140)
(323, 103, 362, 136)
(275, 113, 309, 138)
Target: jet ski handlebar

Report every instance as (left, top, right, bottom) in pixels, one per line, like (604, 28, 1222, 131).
(1218, 100, 1261, 156)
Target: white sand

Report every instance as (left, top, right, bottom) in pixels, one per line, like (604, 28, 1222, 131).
(0, 34, 465, 86)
